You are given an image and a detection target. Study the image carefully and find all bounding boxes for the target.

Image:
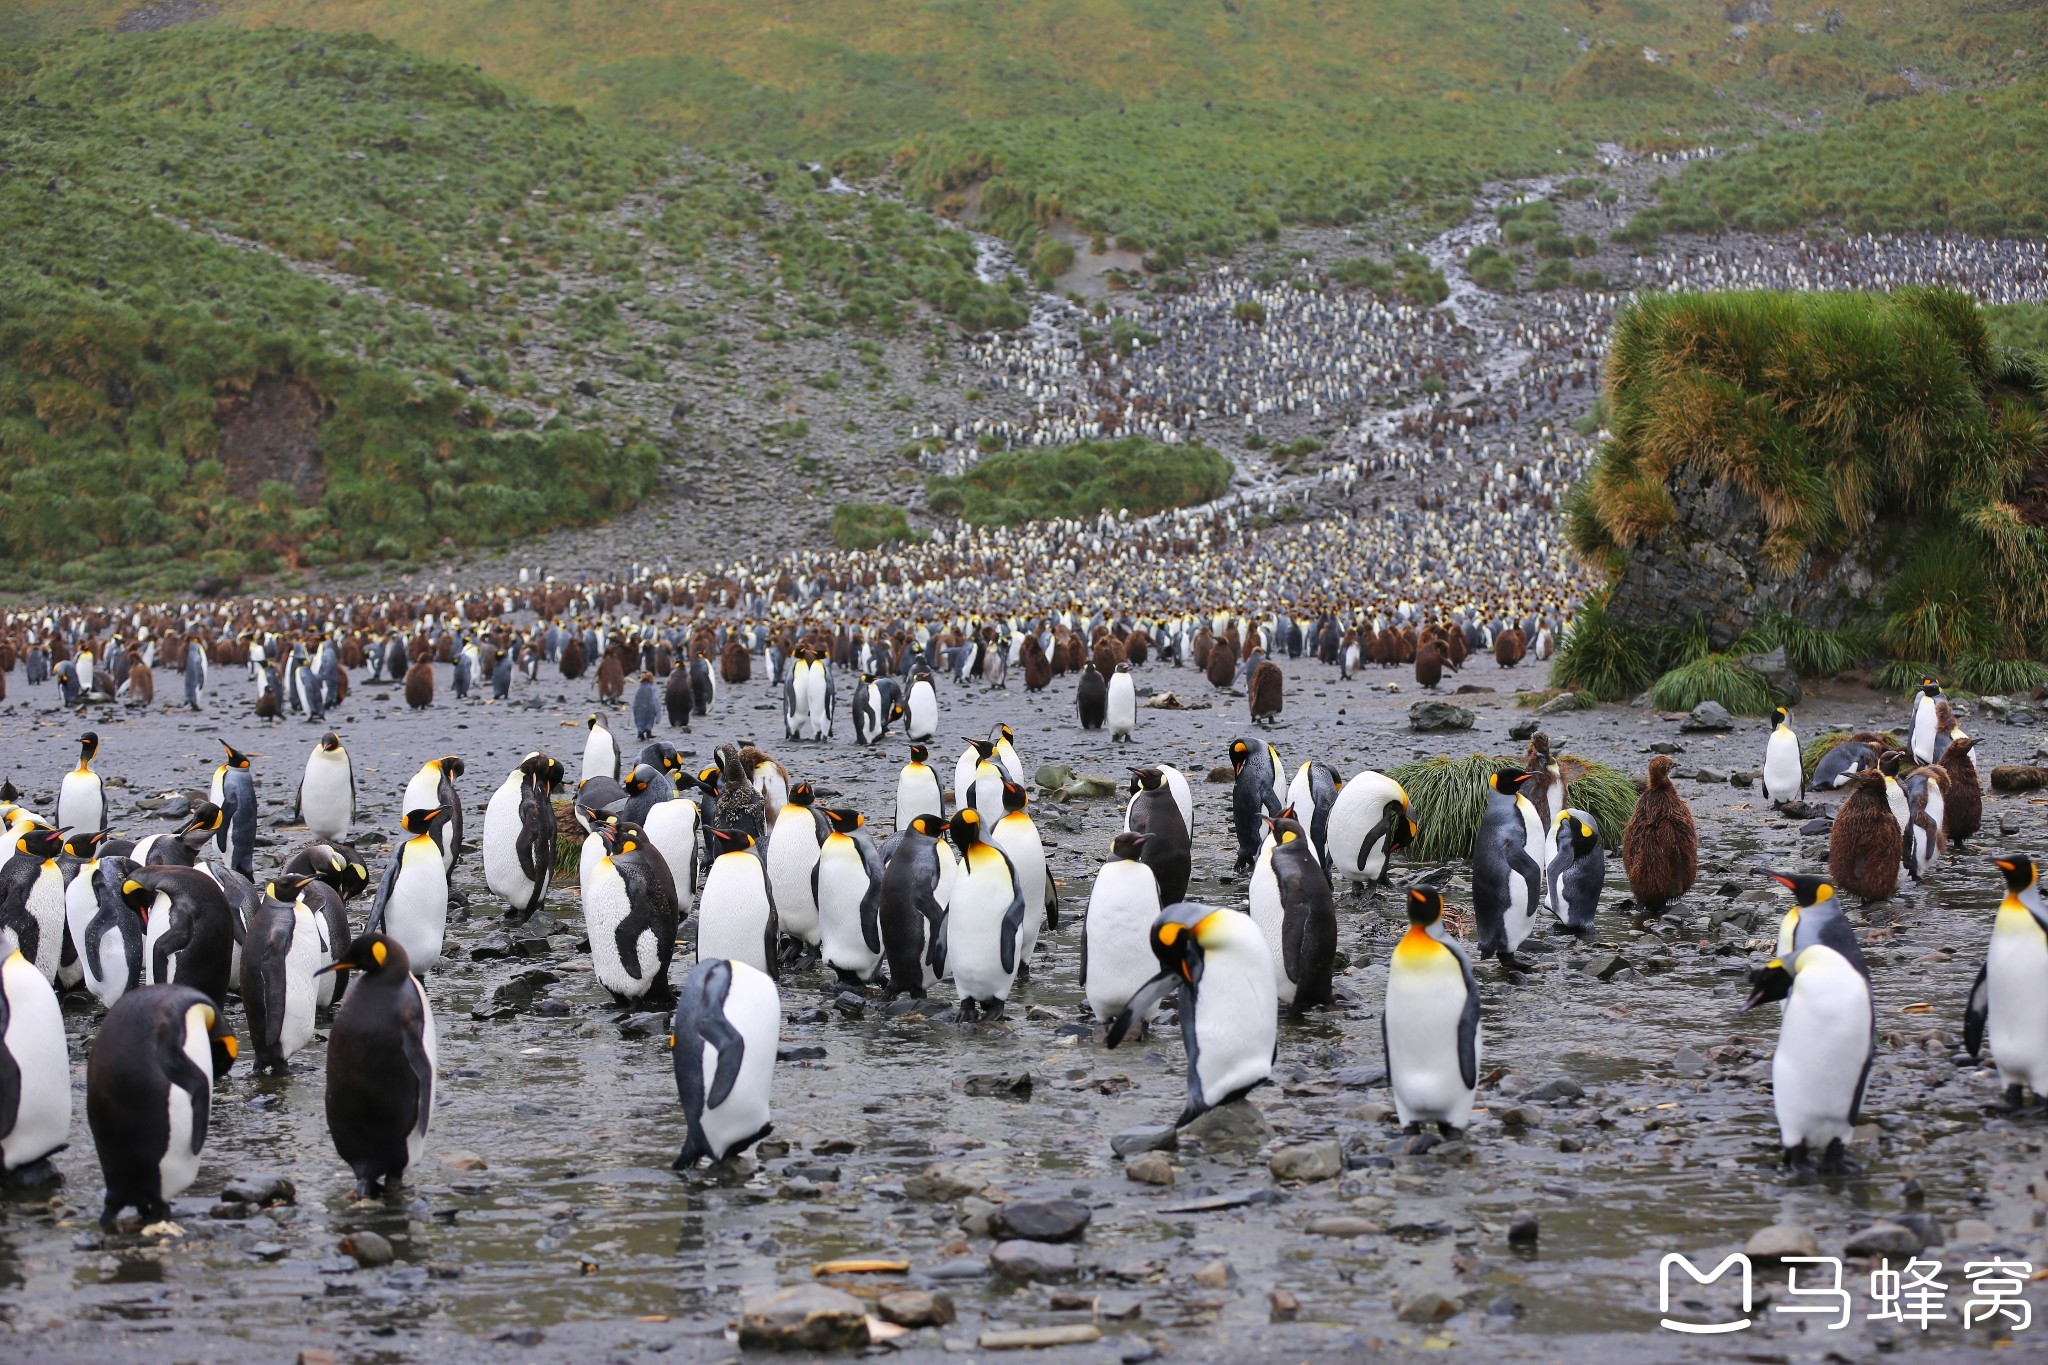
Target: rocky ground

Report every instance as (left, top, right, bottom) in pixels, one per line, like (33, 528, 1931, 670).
(2, 648, 2045, 1363)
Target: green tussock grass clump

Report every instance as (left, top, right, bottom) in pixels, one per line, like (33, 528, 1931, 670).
(1387, 752, 1634, 862)
(1647, 654, 1777, 716)
(925, 437, 1231, 526)
(1951, 654, 2048, 697)
(1549, 598, 1667, 702)
(1875, 659, 1943, 693)
(1736, 612, 1874, 679)
(1801, 730, 1902, 781)
(831, 502, 920, 551)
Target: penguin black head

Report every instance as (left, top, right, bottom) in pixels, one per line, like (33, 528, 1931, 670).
(1919, 678, 1942, 697)
(63, 829, 109, 859)
(1995, 856, 2039, 895)
(1114, 661, 1131, 674)
(1130, 766, 1165, 793)
(1742, 958, 1795, 1012)
(586, 714, 603, 730)
(1406, 887, 1445, 928)
(1489, 767, 1528, 795)
(1877, 751, 1905, 777)
(400, 806, 445, 836)
(997, 724, 1015, 745)
(1228, 739, 1250, 773)
(220, 741, 252, 768)
(909, 744, 930, 765)
(522, 752, 568, 788)
(1145, 904, 1227, 985)
(965, 738, 997, 760)
(319, 931, 412, 979)
(999, 780, 1028, 813)
(1111, 830, 1148, 860)
(266, 872, 316, 904)
(118, 874, 156, 917)
(0, 779, 18, 804)
(17, 828, 65, 861)
(599, 820, 649, 855)
(1767, 870, 1833, 908)
(909, 813, 949, 840)
(437, 755, 465, 778)
(707, 828, 755, 857)
(949, 808, 985, 852)
(78, 731, 99, 765)
(1771, 707, 1790, 727)
(825, 808, 864, 835)
(623, 765, 656, 797)
(788, 781, 816, 807)
(319, 731, 343, 752)
(178, 802, 225, 837)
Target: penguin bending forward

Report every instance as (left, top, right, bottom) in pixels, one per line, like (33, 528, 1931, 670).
(86, 984, 236, 1227)
(1106, 903, 1276, 1126)
(672, 957, 779, 1167)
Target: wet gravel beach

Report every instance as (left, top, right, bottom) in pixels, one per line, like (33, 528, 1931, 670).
(1, 652, 2045, 1364)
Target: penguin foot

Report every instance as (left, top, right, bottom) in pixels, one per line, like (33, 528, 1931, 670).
(1991, 1084, 2030, 1114)
(0, 1154, 63, 1190)
(1816, 1139, 1860, 1176)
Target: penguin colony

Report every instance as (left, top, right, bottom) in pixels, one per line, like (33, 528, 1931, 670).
(1, 618, 2039, 1231)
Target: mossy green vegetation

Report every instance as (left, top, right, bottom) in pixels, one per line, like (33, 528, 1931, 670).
(1567, 289, 2048, 667)
(1387, 753, 1634, 861)
(831, 502, 921, 551)
(925, 437, 1231, 526)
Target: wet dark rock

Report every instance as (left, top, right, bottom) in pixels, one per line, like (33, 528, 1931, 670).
(1898, 1213, 1945, 1248)
(777, 1044, 827, 1061)
(1179, 1098, 1271, 1148)
(1744, 1223, 1819, 1259)
(1111, 1124, 1178, 1157)
(1496, 1104, 1545, 1129)
(1305, 1215, 1379, 1238)
(618, 1012, 667, 1040)
(1692, 767, 1728, 784)
(990, 1239, 1078, 1280)
(1681, 701, 1734, 732)
(832, 991, 865, 1019)
(471, 968, 560, 1021)
(1649, 741, 1685, 754)
(532, 998, 571, 1018)
(207, 1201, 249, 1220)
(470, 931, 514, 961)
(1121, 1346, 1160, 1365)
(990, 1199, 1091, 1243)
(962, 1071, 1033, 1097)
(1558, 1135, 1585, 1153)
(1800, 818, 1834, 836)
(1671, 1046, 1708, 1078)
(1397, 1289, 1461, 1322)
(884, 997, 929, 1018)
(1729, 770, 1755, 788)
(1409, 701, 1475, 732)
(222, 1174, 296, 1206)
(1508, 719, 1540, 741)
(1844, 1222, 1924, 1258)
(1332, 1065, 1387, 1088)
(903, 1165, 984, 1202)
(1517, 1077, 1585, 1103)
(1125, 1152, 1174, 1185)
(790, 1007, 830, 1025)
(736, 1284, 869, 1351)
(339, 1231, 394, 1267)
(924, 1257, 990, 1281)
(1507, 1213, 1540, 1246)
(877, 1289, 955, 1328)
(1267, 1140, 1343, 1182)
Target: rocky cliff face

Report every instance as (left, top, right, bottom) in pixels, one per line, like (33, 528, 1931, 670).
(1604, 465, 1893, 649)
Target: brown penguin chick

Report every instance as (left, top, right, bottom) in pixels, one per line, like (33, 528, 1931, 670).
(125, 659, 154, 708)
(1493, 627, 1525, 668)
(720, 638, 750, 684)
(1521, 731, 1562, 829)
(1020, 634, 1052, 691)
(557, 636, 586, 680)
(1248, 659, 1283, 725)
(594, 654, 625, 705)
(712, 742, 765, 840)
(1093, 635, 1126, 676)
(1190, 628, 1213, 670)
(1124, 630, 1151, 667)
(1206, 635, 1238, 690)
(1937, 735, 1981, 846)
(1828, 768, 1902, 901)
(1622, 754, 1697, 916)
(402, 659, 433, 710)
(1413, 641, 1444, 691)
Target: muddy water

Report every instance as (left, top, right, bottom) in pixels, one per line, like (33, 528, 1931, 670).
(1, 656, 2043, 1363)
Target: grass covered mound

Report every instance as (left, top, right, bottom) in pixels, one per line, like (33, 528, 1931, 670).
(925, 437, 1231, 526)
(831, 502, 920, 551)
(0, 286, 659, 594)
(1387, 753, 1636, 863)
(1566, 289, 2048, 666)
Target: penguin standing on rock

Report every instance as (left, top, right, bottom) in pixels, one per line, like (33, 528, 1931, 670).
(1246, 815, 1336, 1012)
(0, 947, 69, 1182)
(1622, 755, 1697, 917)
(896, 744, 945, 831)
(878, 814, 950, 999)
(58, 732, 107, 836)
(1382, 889, 1479, 1139)
(1076, 664, 1108, 731)
(241, 883, 324, 1073)
(671, 956, 779, 1167)
(320, 933, 436, 1199)
(1228, 739, 1285, 873)
(583, 819, 680, 1004)
(297, 732, 356, 842)
(1964, 857, 2048, 1112)
(1761, 708, 1804, 807)
(86, 984, 236, 1227)
(1082, 832, 1162, 1033)
(368, 808, 450, 973)
(483, 753, 563, 921)
(1827, 769, 1901, 902)
(1324, 771, 1415, 886)
(1106, 903, 1276, 1126)
(211, 742, 257, 880)
(1472, 769, 1542, 972)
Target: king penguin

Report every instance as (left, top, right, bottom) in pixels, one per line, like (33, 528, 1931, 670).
(1323, 770, 1416, 886)
(1472, 769, 1543, 972)
(320, 932, 437, 1198)
(297, 731, 356, 842)
(86, 983, 236, 1227)
(815, 808, 884, 985)
(1228, 738, 1285, 873)
(1909, 677, 1945, 765)
(0, 946, 69, 1181)
(241, 882, 324, 1073)
(0, 827, 69, 984)
(582, 713, 620, 785)
(1543, 808, 1605, 940)
(943, 809, 1027, 1020)
(1382, 889, 1480, 1138)
(1082, 831, 1163, 1032)
(1106, 662, 1137, 742)
(877, 814, 949, 999)
(896, 744, 945, 831)
(1761, 708, 1804, 806)
(1124, 767, 1192, 905)
(402, 756, 465, 872)
(483, 752, 563, 921)
(582, 819, 680, 1003)
(1106, 903, 1276, 1125)
(1283, 759, 1342, 866)
(210, 742, 257, 880)
(671, 956, 779, 1167)
(904, 669, 938, 743)
(1247, 814, 1337, 1012)
(765, 782, 828, 953)
(990, 779, 1056, 966)
(66, 849, 143, 1009)
(1965, 857, 2048, 1112)
(57, 731, 107, 836)
(696, 829, 778, 977)
(1743, 914, 1874, 1173)
(368, 808, 450, 973)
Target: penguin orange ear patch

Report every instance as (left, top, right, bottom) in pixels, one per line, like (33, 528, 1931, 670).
(371, 940, 388, 966)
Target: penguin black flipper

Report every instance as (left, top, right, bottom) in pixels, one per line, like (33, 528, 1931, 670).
(1076, 913, 1088, 992)
(367, 855, 404, 936)
(672, 959, 728, 1167)
(1509, 844, 1543, 925)
(997, 879, 1026, 977)
(697, 1004, 746, 1111)
(1454, 945, 1481, 1091)
(1849, 1027, 1873, 1127)
(1105, 971, 1177, 1050)
(150, 914, 192, 990)
(1963, 960, 1990, 1058)
(1045, 873, 1059, 932)
(1357, 803, 1398, 882)
(162, 1036, 213, 1156)
(0, 983, 16, 1140)
(927, 908, 948, 983)
(398, 981, 435, 1148)
(759, 869, 781, 985)
(855, 833, 884, 957)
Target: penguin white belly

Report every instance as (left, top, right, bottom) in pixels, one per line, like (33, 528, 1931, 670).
(162, 1014, 214, 1201)
(1988, 921, 2048, 1093)
(582, 861, 653, 995)
(1082, 866, 1160, 1023)
(1106, 678, 1135, 739)
(141, 894, 175, 986)
(301, 759, 353, 840)
(698, 964, 778, 1158)
(952, 753, 979, 813)
(384, 848, 448, 972)
(1285, 767, 1312, 822)
(1190, 950, 1277, 1109)
(1517, 800, 1547, 913)
(278, 906, 322, 1060)
(407, 976, 438, 1168)
(1910, 704, 1936, 764)
(805, 681, 830, 739)
(1245, 844, 1292, 1004)
(481, 778, 534, 910)
(58, 772, 104, 834)
(311, 903, 339, 1010)
(816, 847, 880, 980)
(0, 958, 69, 1169)
(991, 820, 1047, 961)
(1884, 780, 1909, 832)
(1772, 966, 1870, 1151)
(581, 733, 616, 785)
(128, 833, 163, 866)
(698, 858, 773, 973)
(1384, 950, 1476, 1129)
(402, 768, 441, 820)
(896, 771, 942, 830)
(948, 874, 1018, 1004)
(765, 818, 822, 945)
(971, 770, 1005, 827)
(644, 801, 699, 906)
(578, 829, 607, 893)
(906, 687, 936, 741)
(65, 872, 106, 1000)
(1763, 731, 1802, 802)
(20, 870, 65, 983)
